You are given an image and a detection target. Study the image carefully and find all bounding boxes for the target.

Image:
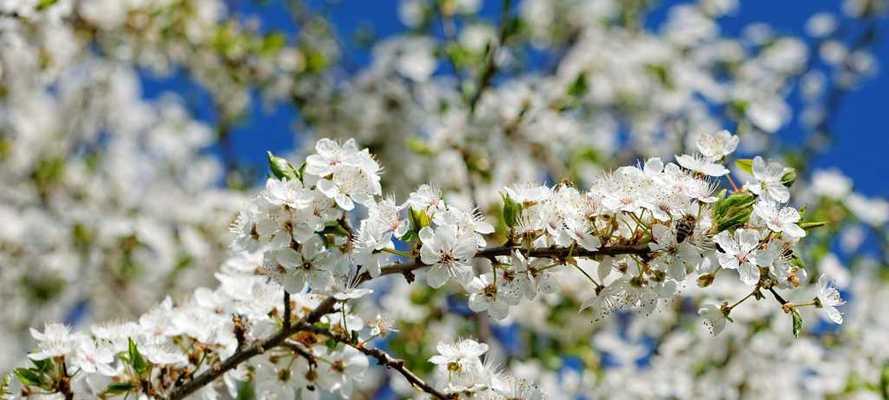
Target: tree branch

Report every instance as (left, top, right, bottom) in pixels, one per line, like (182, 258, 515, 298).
(164, 243, 650, 399)
(165, 297, 338, 399)
(296, 323, 452, 399)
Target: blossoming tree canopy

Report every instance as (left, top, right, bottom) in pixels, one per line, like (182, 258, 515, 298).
(7, 133, 842, 399)
(2, 0, 888, 399)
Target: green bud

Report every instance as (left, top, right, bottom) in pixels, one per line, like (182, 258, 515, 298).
(266, 151, 300, 181)
(410, 208, 431, 230)
(401, 208, 432, 242)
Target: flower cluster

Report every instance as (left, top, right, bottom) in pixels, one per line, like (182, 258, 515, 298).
(5, 136, 841, 399)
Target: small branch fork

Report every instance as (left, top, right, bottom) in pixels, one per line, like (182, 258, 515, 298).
(164, 243, 650, 399)
(296, 323, 452, 399)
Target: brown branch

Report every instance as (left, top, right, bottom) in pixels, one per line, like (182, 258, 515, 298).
(164, 296, 338, 399)
(361, 243, 650, 282)
(281, 340, 317, 367)
(768, 287, 788, 305)
(283, 290, 292, 330)
(164, 243, 650, 399)
(295, 323, 452, 399)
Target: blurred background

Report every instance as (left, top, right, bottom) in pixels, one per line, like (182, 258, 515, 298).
(150, 0, 889, 195)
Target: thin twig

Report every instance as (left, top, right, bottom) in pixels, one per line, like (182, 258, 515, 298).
(297, 323, 452, 399)
(281, 340, 317, 367)
(467, 0, 513, 115)
(283, 290, 292, 330)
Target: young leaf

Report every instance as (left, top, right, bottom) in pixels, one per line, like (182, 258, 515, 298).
(880, 362, 889, 399)
(36, 0, 58, 11)
(103, 381, 135, 395)
(0, 372, 10, 397)
(791, 308, 804, 338)
(799, 220, 828, 230)
(712, 192, 756, 233)
(406, 137, 435, 156)
(409, 208, 431, 231)
(734, 159, 753, 175)
(13, 368, 42, 387)
(501, 193, 523, 228)
(128, 338, 148, 375)
(30, 357, 52, 373)
(781, 168, 797, 187)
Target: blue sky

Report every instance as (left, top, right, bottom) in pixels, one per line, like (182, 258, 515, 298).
(144, 0, 889, 197)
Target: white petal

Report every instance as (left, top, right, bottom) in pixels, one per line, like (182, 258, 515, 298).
(426, 266, 450, 288)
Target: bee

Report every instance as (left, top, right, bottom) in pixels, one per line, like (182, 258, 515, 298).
(675, 214, 697, 243)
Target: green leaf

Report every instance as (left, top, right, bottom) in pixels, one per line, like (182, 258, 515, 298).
(236, 380, 256, 400)
(103, 381, 135, 395)
(566, 73, 588, 98)
(405, 137, 435, 156)
(36, 0, 58, 11)
(799, 220, 828, 230)
(734, 159, 753, 175)
(30, 358, 52, 373)
(880, 362, 889, 399)
(729, 99, 750, 116)
(644, 63, 672, 88)
(781, 168, 797, 187)
(501, 193, 523, 228)
(128, 338, 148, 376)
(444, 43, 474, 68)
(266, 151, 299, 181)
(790, 254, 806, 269)
(259, 32, 287, 56)
(321, 221, 351, 237)
(791, 308, 804, 338)
(400, 230, 418, 242)
(13, 368, 42, 387)
(0, 372, 11, 397)
(302, 47, 329, 73)
(711, 192, 756, 233)
(409, 208, 431, 231)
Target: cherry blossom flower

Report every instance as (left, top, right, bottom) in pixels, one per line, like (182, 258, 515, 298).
(467, 273, 511, 320)
(696, 129, 739, 160)
(816, 274, 846, 324)
(698, 303, 729, 335)
(714, 228, 763, 285)
(754, 200, 807, 238)
(28, 323, 80, 360)
(419, 225, 477, 288)
(747, 156, 791, 203)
